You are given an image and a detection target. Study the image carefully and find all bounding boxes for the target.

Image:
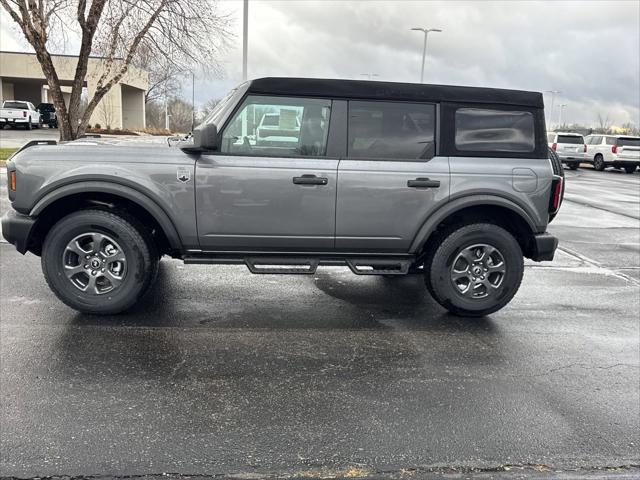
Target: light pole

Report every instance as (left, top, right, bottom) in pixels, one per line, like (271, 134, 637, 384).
(191, 71, 196, 132)
(360, 73, 379, 80)
(545, 90, 561, 128)
(410, 27, 442, 83)
(242, 0, 248, 81)
(558, 104, 567, 127)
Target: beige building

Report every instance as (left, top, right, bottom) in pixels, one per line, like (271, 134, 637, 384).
(0, 51, 148, 129)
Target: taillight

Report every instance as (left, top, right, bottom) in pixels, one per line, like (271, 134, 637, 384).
(583, 144, 587, 152)
(549, 176, 564, 213)
(612, 145, 618, 154)
(551, 143, 557, 151)
(22, 111, 26, 118)
(9, 170, 16, 192)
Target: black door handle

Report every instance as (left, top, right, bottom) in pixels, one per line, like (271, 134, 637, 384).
(293, 174, 328, 186)
(407, 177, 440, 188)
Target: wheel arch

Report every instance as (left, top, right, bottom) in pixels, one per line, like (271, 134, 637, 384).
(410, 196, 540, 259)
(27, 182, 183, 256)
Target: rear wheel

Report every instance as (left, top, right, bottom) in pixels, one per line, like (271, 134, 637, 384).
(42, 209, 158, 314)
(624, 165, 637, 174)
(424, 223, 524, 317)
(26, 117, 32, 130)
(593, 154, 605, 171)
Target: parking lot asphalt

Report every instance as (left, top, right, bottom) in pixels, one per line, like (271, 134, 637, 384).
(0, 125, 60, 148)
(0, 166, 639, 478)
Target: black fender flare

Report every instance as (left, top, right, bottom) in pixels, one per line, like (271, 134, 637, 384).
(30, 181, 183, 250)
(409, 194, 539, 254)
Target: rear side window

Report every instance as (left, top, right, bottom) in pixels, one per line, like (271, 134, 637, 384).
(591, 136, 602, 144)
(348, 101, 436, 160)
(557, 135, 584, 144)
(617, 137, 640, 147)
(605, 137, 616, 145)
(547, 133, 556, 143)
(455, 108, 535, 152)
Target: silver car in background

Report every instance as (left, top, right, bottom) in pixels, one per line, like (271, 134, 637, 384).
(547, 132, 587, 170)
(585, 134, 640, 173)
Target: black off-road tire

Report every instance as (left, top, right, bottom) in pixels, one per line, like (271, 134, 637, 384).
(26, 117, 32, 130)
(593, 154, 606, 171)
(424, 223, 524, 317)
(42, 209, 159, 315)
(624, 165, 637, 174)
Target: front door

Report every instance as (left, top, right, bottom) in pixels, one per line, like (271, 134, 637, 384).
(196, 95, 338, 251)
(335, 100, 450, 252)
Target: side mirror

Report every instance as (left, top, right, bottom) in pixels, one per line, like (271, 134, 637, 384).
(181, 123, 218, 153)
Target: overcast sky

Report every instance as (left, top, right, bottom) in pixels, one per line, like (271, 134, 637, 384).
(1, 0, 639, 126)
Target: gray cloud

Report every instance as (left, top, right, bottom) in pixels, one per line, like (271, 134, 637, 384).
(207, 0, 639, 127)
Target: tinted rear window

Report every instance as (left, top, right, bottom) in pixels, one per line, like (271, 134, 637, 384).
(455, 108, 535, 152)
(348, 101, 436, 160)
(557, 135, 583, 144)
(617, 137, 640, 147)
(2, 102, 28, 109)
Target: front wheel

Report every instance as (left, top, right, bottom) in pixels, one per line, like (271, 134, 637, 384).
(42, 209, 158, 314)
(624, 165, 637, 174)
(424, 223, 524, 317)
(568, 162, 579, 170)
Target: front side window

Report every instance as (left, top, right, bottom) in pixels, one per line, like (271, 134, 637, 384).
(221, 95, 331, 157)
(348, 101, 436, 160)
(455, 108, 535, 153)
(591, 136, 602, 144)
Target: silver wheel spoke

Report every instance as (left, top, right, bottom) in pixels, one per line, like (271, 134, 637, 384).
(103, 270, 123, 289)
(452, 270, 470, 281)
(86, 273, 98, 294)
(66, 240, 91, 257)
(64, 264, 85, 279)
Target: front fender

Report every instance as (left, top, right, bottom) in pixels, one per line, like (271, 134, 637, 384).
(30, 181, 183, 250)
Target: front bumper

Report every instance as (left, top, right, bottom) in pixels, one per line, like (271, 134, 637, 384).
(530, 232, 558, 262)
(1, 210, 36, 254)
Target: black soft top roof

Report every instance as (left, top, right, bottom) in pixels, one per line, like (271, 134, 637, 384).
(247, 77, 544, 108)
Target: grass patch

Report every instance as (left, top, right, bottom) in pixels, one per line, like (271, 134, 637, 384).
(0, 147, 18, 166)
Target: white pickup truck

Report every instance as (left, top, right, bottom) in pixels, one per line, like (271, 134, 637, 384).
(0, 100, 41, 130)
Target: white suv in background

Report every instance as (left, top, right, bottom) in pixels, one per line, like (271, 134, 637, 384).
(547, 132, 587, 170)
(585, 135, 640, 173)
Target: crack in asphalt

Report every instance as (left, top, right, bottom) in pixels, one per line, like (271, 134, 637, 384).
(3, 464, 640, 479)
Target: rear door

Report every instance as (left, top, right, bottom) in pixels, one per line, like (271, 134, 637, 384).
(335, 100, 449, 252)
(196, 95, 338, 250)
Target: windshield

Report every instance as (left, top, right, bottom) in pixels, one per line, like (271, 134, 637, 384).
(617, 137, 640, 147)
(3, 101, 28, 109)
(557, 135, 583, 144)
(202, 84, 247, 127)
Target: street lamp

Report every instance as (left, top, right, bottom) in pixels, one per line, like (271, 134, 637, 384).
(558, 104, 568, 127)
(544, 90, 561, 128)
(410, 27, 442, 83)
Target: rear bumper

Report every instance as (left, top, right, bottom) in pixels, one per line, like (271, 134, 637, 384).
(557, 153, 587, 162)
(0, 118, 28, 124)
(530, 232, 558, 262)
(1, 210, 36, 254)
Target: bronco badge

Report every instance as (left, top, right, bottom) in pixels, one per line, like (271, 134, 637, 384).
(177, 167, 191, 183)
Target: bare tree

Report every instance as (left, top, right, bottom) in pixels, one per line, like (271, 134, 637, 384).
(1, 0, 230, 140)
(134, 44, 182, 105)
(595, 113, 613, 134)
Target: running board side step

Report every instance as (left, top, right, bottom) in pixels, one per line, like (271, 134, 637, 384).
(245, 257, 319, 274)
(182, 253, 416, 275)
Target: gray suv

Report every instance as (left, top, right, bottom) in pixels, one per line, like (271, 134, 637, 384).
(2, 78, 562, 317)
